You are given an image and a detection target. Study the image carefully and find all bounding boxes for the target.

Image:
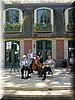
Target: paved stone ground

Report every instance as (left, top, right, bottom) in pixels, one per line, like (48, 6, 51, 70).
(1, 68, 73, 97)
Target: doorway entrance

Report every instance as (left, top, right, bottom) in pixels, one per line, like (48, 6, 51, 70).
(5, 40, 20, 68)
(36, 40, 52, 62)
(68, 40, 75, 58)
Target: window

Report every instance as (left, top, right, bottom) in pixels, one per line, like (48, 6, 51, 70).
(36, 40, 52, 62)
(65, 7, 75, 32)
(68, 40, 75, 59)
(5, 41, 20, 67)
(6, 10, 19, 24)
(34, 7, 54, 32)
(4, 8, 23, 32)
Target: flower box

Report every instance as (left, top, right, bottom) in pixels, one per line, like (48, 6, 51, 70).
(4, 22, 21, 32)
(67, 23, 75, 32)
(34, 23, 52, 32)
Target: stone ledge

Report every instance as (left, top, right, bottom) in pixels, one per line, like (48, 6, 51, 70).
(4, 86, 71, 91)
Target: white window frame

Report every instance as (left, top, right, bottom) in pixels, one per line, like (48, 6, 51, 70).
(34, 7, 54, 32)
(3, 8, 23, 32)
(65, 7, 74, 31)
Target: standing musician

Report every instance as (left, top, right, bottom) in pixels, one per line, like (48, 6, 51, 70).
(42, 56, 55, 80)
(27, 50, 34, 73)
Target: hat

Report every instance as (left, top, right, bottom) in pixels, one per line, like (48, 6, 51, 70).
(23, 55, 26, 58)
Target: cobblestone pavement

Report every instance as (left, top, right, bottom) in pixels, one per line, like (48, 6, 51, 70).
(1, 68, 73, 97)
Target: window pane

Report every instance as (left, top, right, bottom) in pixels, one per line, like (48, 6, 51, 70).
(37, 9, 51, 24)
(6, 42, 11, 50)
(68, 8, 75, 23)
(37, 9, 43, 24)
(44, 9, 51, 24)
(72, 8, 75, 23)
(6, 9, 19, 24)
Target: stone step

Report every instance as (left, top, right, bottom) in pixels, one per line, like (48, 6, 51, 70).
(4, 85, 71, 91)
(3, 90, 72, 97)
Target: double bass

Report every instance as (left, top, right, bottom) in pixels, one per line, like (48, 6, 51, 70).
(32, 56, 42, 71)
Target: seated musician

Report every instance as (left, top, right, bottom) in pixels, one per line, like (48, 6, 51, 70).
(42, 56, 55, 80)
(20, 55, 31, 79)
(32, 55, 42, 75)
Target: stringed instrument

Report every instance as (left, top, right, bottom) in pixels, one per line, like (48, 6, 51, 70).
(32, 56, 42, 71)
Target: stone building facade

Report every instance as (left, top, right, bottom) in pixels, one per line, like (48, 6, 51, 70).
(4, 3, 75, 67)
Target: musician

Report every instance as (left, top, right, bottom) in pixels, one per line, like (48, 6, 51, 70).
(32, 55, 42, 75)
(68, 54, 75, 74)
(42, 56, 55, 80)
(27, 50, 34, 73)
(20, 55, 31, 79)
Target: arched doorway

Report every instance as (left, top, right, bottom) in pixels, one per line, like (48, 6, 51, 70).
(36, 40, 52, 62)
(5, 40, 20, 68)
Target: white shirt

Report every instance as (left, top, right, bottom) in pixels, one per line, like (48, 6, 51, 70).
(70, 57, 74, 64)
(28, 53, 33, 59)
(20, 58, 28, 67)
(27, 52, 33, 66)
(43, 59, 54, 65)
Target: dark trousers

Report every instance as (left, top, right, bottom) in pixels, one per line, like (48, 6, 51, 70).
(38, 67, 42, 75)
(30, 63, 33, 73)
(42, 67, 53, 79)
(21, 66, 31, 78)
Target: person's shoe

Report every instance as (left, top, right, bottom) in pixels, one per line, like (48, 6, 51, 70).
(24, 77, 28, 79)
(38, 75, 42, 77)
(42, 77, 46, 80)
(27, 76, 31, 78)
(28, 76, 31, 78)
(48, 71, 50, 74)
(21, 77, 24, 79)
